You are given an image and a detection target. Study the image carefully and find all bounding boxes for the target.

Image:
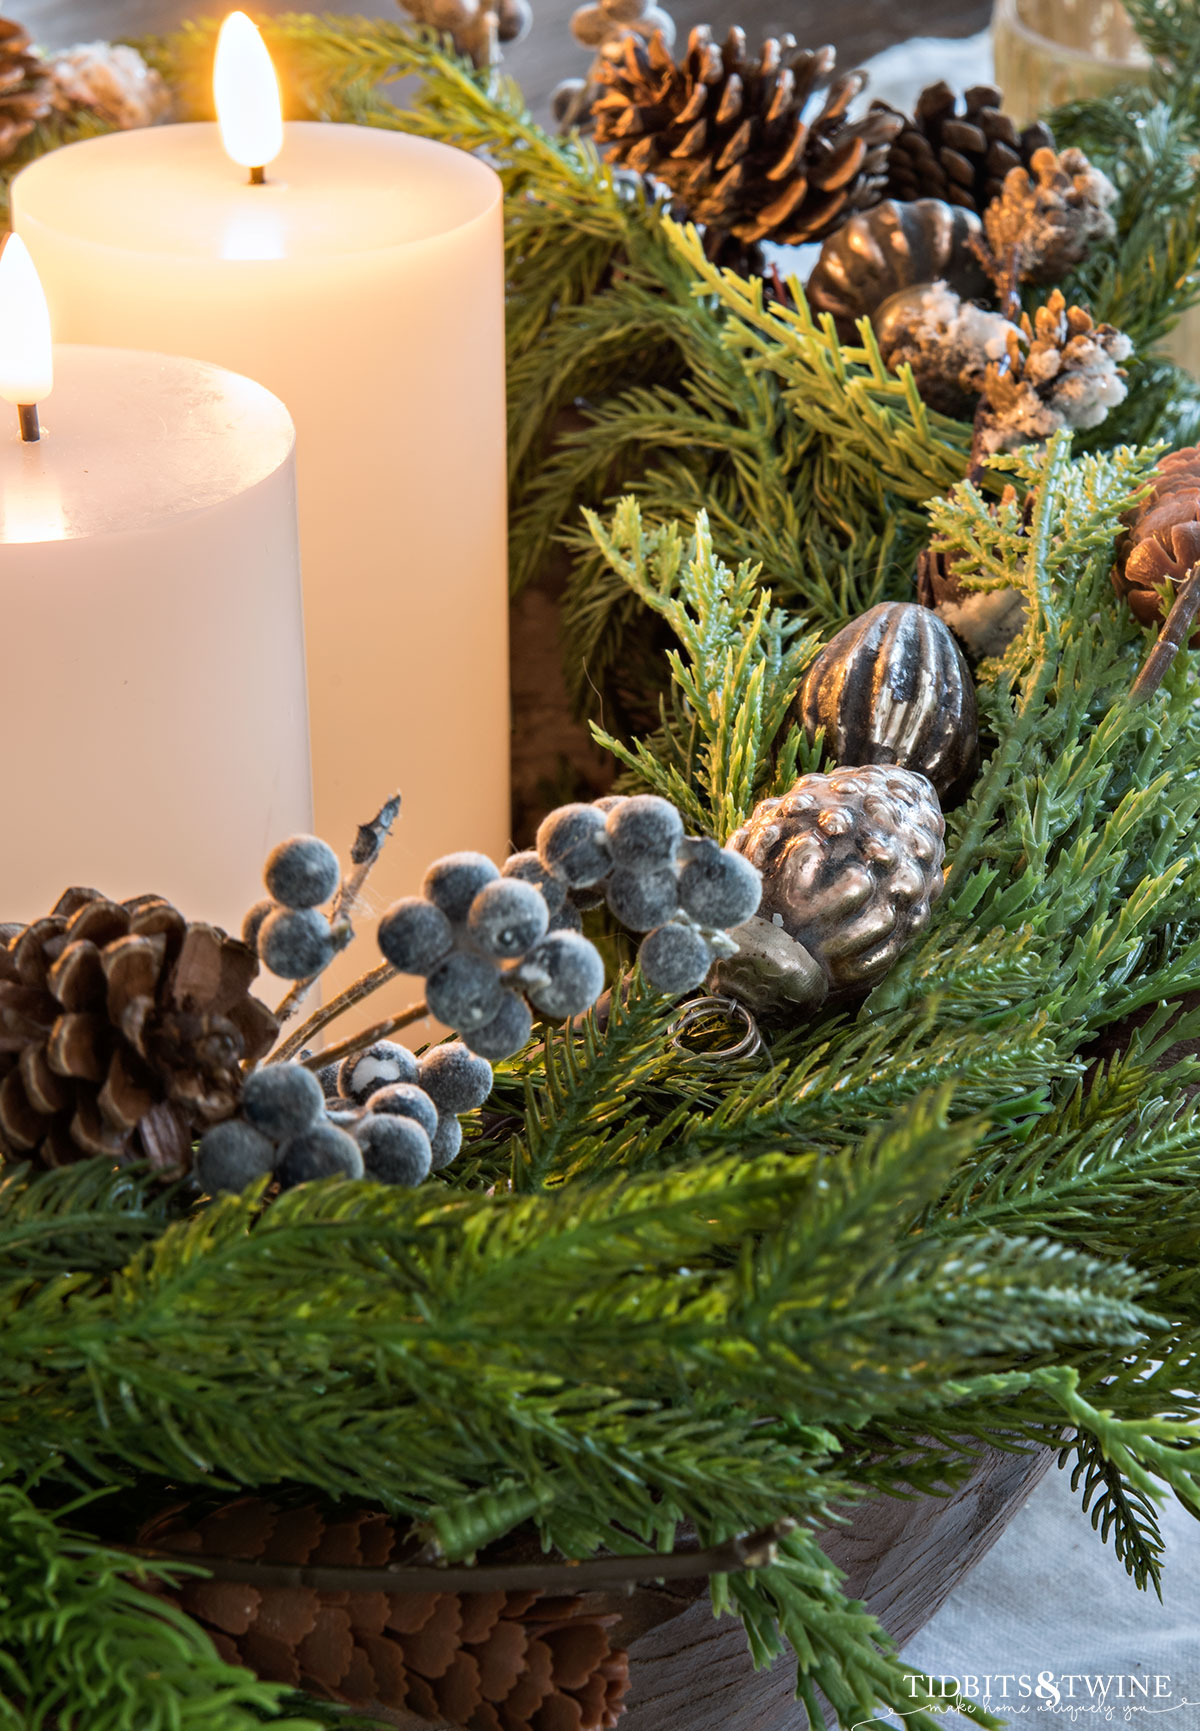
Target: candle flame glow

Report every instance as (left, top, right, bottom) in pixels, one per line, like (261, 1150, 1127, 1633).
(214, 12, 283, 173)
(0, 235, 53, 409)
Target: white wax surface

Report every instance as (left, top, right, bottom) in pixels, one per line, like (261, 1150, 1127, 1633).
(14, 125, 510, 1022)
(0, 345, 311, 934)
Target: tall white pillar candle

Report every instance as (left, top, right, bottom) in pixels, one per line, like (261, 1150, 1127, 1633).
(0, 344, 311, 934)
(12, 122, 511, 992)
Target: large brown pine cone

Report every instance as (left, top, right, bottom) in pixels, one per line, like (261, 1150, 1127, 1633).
(592, 24, 902, 254)
(0, 888, 278, 1175)
(141, 1498, 630, 1731)
(0, 15, 51, 161)
(874, 80, 1053, 215)
(1113, 446, 1200, 635)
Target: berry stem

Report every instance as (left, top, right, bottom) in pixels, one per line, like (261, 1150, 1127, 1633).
(296, 999, 430, 1073)
(1129, 562, 1200, 704)
(269, 959, 398, 1064)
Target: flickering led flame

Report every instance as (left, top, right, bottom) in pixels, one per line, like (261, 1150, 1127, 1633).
(0, 234, 53, 408)
(214, 12, 283, 173)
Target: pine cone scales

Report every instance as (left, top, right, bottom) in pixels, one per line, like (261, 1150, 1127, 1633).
(141, 1500, 630, 1731)
(593, 25, 902, 248)
(875, 80, 1053, 214)
(0, 888, 278, 1174)
(0, 15, 50, 160)
(1114, 446, 1200, 632)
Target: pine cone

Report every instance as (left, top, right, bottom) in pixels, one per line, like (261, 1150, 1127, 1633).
(977, 288, 1131, 456)
(874, 81, 1053, 215)
(0, 889, 278, 1175)
(0, 15, 51, 161)
(140, 1499, 630, 1731)
(1113, 446, 1200, 637)
(983, 146, 1117, 285)
(592, 25, 902, 255)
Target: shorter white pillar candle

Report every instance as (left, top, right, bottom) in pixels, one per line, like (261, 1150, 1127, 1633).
(0, 344, 311, 935)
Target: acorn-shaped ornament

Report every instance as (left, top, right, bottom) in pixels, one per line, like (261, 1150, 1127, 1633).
(714, 764, 945, 1010)
(797, 602, 979, 802)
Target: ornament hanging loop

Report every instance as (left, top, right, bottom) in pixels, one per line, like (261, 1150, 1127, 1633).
(669, 994, 763, 1064)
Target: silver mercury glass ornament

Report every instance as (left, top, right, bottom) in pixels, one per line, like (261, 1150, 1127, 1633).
(712, 764, 946, 1014)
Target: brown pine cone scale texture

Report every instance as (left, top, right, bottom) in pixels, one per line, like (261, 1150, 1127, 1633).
(1114, 446, 1200, 638)
(875, 80, 1053, 214)
(0, 888, 278, 1174)
(593, 25, 902, 249)
(0, 15, 51, 161)
(141, 1499, 630, 1731)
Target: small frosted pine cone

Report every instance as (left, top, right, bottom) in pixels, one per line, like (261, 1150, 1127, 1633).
(45, 41, 172, 129)
(875, 80, 1054, 214)
(1113, 446, 1200, 635)
(983, 146, 1117, 285)
(977, 289, 1131, 456)
(0, 15, 51, 161)
(0, 889, 278, 1175)
(398, 0, 531, 69)
(872, 280, 1014, 418)
(592, 25, 902, 258)
(141, 1497, 630, 1731)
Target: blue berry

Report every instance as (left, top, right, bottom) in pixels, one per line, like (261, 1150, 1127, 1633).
(364, 1081, 439, 1139)
(639, 923, 711, 994)
(464, 990, 533, 1061)
(606, 864, 680, 932)
(467, 878, 549, 959)
(241, 1062, 325, 1140)
(515, 931, 605, 1019)
(536, 804, 611, 888)
(315, 1061, 341, 1100)
(377, 897, 454, 976)
(502, 851, 567, 916)
(355, 1113, 432, 1186)
(338, 1041, 419, 1105)
(606, 795, 684, 868)
(258, 907, 336, 979)
(241, 898, 274, 950)
(195, 1119, 276, 1193)
(418, 1041, 494, 1114)
(548, 902, 583, 934)
(429, 1113, 463, 1172)
(426, 949, 504, 1031)
(423, 852, 500, 924)
(676, 839, 762, 929)
(264, 834, 340, 909)
(276, 1122, 364, 1186)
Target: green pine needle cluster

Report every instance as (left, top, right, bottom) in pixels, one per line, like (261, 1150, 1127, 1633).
(4, 9, 1200, 1731)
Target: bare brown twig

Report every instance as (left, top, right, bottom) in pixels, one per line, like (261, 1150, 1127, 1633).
(1129, 564, 1200, 703)
(116, 1519, 797, 1596)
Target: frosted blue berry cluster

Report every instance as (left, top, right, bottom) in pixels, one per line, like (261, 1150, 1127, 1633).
(195, 1038, 492, 1195)
(195, 792, 762, 1201)
(374, 793, 762, 1060)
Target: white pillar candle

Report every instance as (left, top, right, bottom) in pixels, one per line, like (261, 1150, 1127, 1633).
(0, 342, 311, 934)
(12, 115, 511, 980)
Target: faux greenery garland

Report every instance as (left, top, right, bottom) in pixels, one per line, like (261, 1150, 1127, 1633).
(6, 8, 1200, 1731)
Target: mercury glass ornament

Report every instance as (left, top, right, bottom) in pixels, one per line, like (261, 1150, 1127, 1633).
(721, 765, 946, 1001)
(797, 602, 979, 801)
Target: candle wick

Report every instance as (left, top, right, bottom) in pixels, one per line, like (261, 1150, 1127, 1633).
(17, 404, 40, 443)
(249, 165, 266, 186)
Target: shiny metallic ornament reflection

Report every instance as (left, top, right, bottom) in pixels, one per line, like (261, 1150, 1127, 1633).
(797, 602, 979, 801)
(718, 764, 946, 1003)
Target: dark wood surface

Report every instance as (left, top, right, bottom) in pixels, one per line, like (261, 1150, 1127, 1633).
(23, 1, 992, 119)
